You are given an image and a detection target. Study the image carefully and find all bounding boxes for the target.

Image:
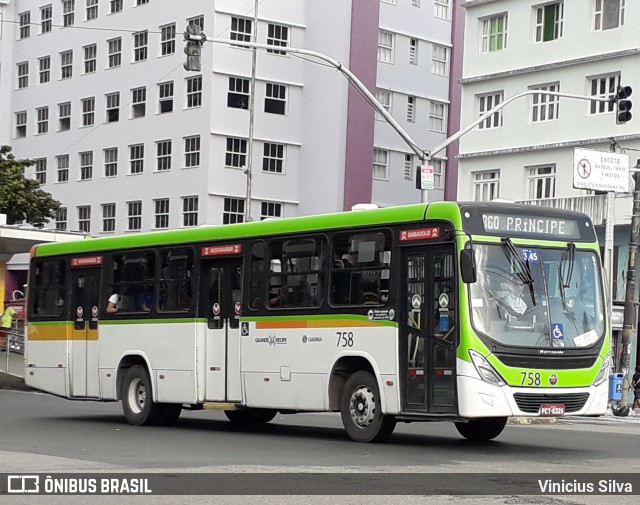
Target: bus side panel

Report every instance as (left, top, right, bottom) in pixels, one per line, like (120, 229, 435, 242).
(25, 323, 71, 397)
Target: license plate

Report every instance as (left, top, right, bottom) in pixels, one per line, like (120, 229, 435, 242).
(539, 403, 565, 416)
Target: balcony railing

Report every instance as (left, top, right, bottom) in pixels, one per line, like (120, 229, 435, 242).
(516, 195, 607, 226)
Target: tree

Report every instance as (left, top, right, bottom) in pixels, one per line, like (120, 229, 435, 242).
(0, 145, 61, 226)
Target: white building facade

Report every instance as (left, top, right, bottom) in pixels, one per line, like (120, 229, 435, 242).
(0, 0, 454, 237)
(457, 0, 639, 301)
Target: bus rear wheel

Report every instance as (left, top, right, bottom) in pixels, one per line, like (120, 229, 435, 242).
(454, 417, 507, 441)
(225, 408, 277, 424)
(340, 371, 396, 443)
(121, 365, 166, 426)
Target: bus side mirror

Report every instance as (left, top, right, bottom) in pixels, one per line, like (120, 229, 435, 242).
(460, 249, 477, 284)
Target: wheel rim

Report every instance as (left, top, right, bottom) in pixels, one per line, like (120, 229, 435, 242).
(349, 385, 376, 429)
(127, 377, 147, 415)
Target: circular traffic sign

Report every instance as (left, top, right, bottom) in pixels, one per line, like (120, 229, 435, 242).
(577, 159, 591, 179)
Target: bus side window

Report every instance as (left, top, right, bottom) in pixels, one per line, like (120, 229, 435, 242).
(158, 248, 193, 313)
(248, 242, 266, 310)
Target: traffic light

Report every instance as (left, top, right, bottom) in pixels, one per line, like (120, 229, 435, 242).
(614, 85, 633, 124)
(184, 25, 205, 72)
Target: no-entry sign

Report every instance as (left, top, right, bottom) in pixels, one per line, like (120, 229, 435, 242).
(573, 148, 629, 193)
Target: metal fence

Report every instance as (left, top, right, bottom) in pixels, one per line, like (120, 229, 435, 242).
(1, 320, 25, 376)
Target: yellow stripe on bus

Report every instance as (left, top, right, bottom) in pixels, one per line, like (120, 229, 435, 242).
(28, 324, 99, 341)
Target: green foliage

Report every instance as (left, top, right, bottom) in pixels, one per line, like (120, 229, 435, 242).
(0, 145, 61, 226)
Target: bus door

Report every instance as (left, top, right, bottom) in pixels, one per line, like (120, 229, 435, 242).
(70, 267, 101, 398)
(401, 246, 457, 414)
(200, 259, 243, 402)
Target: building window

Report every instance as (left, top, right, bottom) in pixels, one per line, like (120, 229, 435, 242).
(102, 203, 116, 232)
(35, 159, 47, 184)
(39, 57, 51, 84)
(225, 138, 248, 168)
(432, 159, 445, 189)
(535, 2, 564, 42)
(80, 151, 93, 180)
(86, 0, 98, 21)
(60, 51, 73, 79)
(186, 76, 202, 108)
(267, 23, 289, 55)
(108, 37, 122, 68)
(434, 0, 450, 20)
(378, 31, 394, 63)
(474, 170, 500, 201)
(158, 81, 174, 113)
(528, 165, 556, 199)
(263, 143, 284, 173)
(184, 136, 200, 168)
(156, 140, 172, 171)
(230, 17, 252, 44)
(373, 148, 389, 180)
(409, 38, 418, 64)
(407, 96, 416, 122)
(154, 199, 169, 229)
(429, 101, 447, 132)
(17, 62, 29, 89)
(478, 92, 503, 129)
(78, 206, 91, 232)
(589, 74, 619, 114)
(110, 0, 123, 14)
(531, 82, 560, 122)
(57, 155, 69, 183)
(188, 15, 204, 31)
(19, 12, 31, 39)
(404, 154, 413, 180)
(132, 87, 146, 118)
(431, 45, 449, 76)
(228, 77, 250, 109)
(481, 14, 508, 53)
(265, 83, 286, 115)
(56, 207, 68, 230)
(84, 44, 97, 73)
(15, 111, 27, 138)
(223, 198, 245, 224)
(82, 97, 95, 126)
(40, 5, 52, 34)
(376, 89, 391, 120)
(161, 24, 176, 55)
(595, 0, 625, 30)
(133, 31, 148, 62)
(36, 107, 49, 134)
(136, 0, 149, 5)
(130, 144, 144, 174)
(63, 0, 75, 27)
(182, 196, 198, 227)
(127, 201, 142, 231)
(58, 102, 71, 131)
(261, 202, 282, 220)
(104, 147, 118, 177)
(106, 92, 120, 122)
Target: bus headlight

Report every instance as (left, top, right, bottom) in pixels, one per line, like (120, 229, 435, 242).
(469, 349, 506, 387)
(593, 354, 611, 386)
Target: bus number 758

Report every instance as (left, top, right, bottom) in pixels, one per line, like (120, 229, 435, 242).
(336, 331, 354, 347)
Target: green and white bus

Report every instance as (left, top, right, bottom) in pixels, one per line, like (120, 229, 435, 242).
(25, 202, 609, 442)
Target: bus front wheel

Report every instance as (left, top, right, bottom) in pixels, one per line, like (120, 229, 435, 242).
(225, 408, 277, 424)
(121, 365, 166, 426)
(454, 417, 507, 441)
(340, 371, 396, 443)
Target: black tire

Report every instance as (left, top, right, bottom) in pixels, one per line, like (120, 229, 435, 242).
(340, 371, 396, 443)
(454, 417, 507, 441)
(225, 408, 277, 424)
(157, 404, 182, 426)
(121, 365, 166, 426)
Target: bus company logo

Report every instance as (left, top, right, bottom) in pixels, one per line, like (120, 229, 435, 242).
(255, 334, 287, 346)
(548, 374, 558, 385)
(539, 349, 564, 355)
(7, 475, 40, 493)
(302, 335, 322, 344)
(399, 227, 440, 241)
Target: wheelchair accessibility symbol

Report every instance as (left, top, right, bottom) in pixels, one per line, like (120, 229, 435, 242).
(551, 323, 564, 341)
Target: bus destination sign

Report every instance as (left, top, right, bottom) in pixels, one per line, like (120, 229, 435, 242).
(481, 213, 581, 239)
(201, 244, 242, 256)
(70, 255, 103, 267)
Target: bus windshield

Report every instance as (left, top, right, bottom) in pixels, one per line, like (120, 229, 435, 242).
(468, 243, 605, 349)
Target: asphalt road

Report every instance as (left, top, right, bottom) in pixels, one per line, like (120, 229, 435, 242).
(1, 389, 639, 505)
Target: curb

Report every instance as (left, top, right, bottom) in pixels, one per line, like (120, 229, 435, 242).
(0, 371, 32, 391)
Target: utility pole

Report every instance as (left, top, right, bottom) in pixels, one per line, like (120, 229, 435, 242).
(244, 0, 259, 222)
(618, 159, 640, 408)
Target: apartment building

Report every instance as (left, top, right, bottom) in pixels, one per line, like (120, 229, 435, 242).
(0, 0, 454, 237)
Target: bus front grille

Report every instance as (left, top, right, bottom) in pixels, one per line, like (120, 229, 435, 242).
(513, 393, 590, 414)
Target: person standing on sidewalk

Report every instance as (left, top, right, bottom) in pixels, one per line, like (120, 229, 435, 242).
(632, 366, 640, 411)
(0, 304, 16, 349)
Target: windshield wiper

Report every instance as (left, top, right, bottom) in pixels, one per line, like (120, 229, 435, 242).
(558, 242, 576, 315)
(500, 237, 536, 306)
